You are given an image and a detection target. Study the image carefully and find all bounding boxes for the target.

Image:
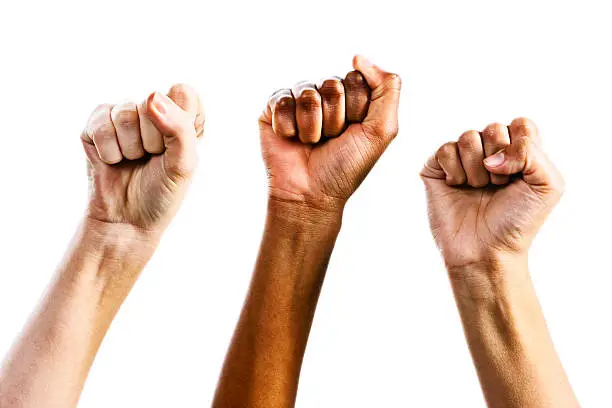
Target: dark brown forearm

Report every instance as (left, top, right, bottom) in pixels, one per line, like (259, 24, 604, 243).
(449, 256, 579, 408)
(213, 199, 343, 408)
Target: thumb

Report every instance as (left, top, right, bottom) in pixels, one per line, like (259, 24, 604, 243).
(353, 55, 402, 140)
(146, 92, 198, 180)
(167, 83, 205, 139)
(483, 136, 564, 192)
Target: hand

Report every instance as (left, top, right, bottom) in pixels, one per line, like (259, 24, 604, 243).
(81, 84, 204, 232)
(421, 118, 564, 268)
(259, 56, 401, 211)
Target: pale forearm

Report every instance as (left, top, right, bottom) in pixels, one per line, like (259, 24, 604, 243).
(0, 218, 157, 407)
(213, 199, 343, 408)
(449, 256, 578, 408)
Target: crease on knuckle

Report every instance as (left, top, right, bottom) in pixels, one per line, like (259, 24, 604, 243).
(482, 123, 505, 138)
(296, 89, 321, 112)
(511, 117, 537, 135)
(276, 95, 295, 112)
(436, 142, 456, 160)
(91, 122, 116, 144)
(319, 79, 345, 98)
(458, 130, 478, 146)
(112, 107, 138, 128)
(169, 83, 193, 99)
(94, 103, 112, 114)
(371, 74, 401, 100)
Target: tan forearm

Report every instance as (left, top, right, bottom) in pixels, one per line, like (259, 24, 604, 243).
(0, 218, 158, 408)
(213, 199, 343, 408)
(449, 256, 578, 408)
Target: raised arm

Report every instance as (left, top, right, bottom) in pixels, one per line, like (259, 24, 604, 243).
(0, 85, 204, 408)
(421, 119, 579, 407)
(213, 56, 401, 408)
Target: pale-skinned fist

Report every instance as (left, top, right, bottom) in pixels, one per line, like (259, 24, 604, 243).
(81, 84, 204, 232)
(421, 118, 564, 268)
(259, 56, 401, 211)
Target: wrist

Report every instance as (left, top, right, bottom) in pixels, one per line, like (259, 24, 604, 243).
(266, 196, 344, 232)
(63, 217, 161, 287)
(81, 217, 161, 258)
(446, 252, 531, 302)
(47, 218, 161, 318)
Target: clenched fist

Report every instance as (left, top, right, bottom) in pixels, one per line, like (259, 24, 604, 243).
(421, 118, 564, 268)
(259, 56, 401, 211)
(81, 84, 204, 231)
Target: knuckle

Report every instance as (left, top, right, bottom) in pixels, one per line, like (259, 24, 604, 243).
(269, 89, 293, 109)
(345, 70, 366, 85)
(383, 73, 402, 91)
(275, 95, 296, 112)
(319, 78, 345, 98)
(83, 104, 113, 142)
(112, 104, 139, 128)
(436, 142, 457, 159)
(168, 83, 198, 112)
(296, 88, 321, 110)
(169, 83, 194, 98)
(344, 71, 369, 93)
(93, 103, 112, 115)
(510, 117, 538, 133)
(458, 130, 479, 146)
(90, 121, 116, 144)
(370, 74, 400, 101)
(482, 122, 506, 138)
(511, 116, 534, 126)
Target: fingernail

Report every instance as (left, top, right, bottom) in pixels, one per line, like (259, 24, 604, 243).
(484, 151, 505, 167)
(151, 92, 168, 115)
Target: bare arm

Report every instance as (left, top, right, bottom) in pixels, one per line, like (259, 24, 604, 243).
(0, 84, 204, 407)
(213, 56, 401, 407)
(421, 118, 579, 407)
(0, 220, 157, 407)
(214, 201, 342, 407)
(450, 258, 578, 407)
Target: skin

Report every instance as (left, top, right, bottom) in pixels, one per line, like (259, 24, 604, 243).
(0, 85, 204, 408)
(213, 56, 401, 408)
(421, 119, 580, 407)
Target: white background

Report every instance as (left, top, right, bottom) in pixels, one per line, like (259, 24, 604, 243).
(1, 1, 610, 406)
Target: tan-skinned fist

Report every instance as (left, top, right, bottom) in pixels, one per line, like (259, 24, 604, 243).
(81, 84, 204, 232)
(420, 118, 564, 268)
(259, 56, 401, 211)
